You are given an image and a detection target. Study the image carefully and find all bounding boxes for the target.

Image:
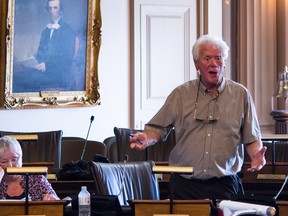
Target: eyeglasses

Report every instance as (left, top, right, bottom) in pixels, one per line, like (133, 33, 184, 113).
(194, 81, 220, 122)
(0, 157, 20, 166)
(201, 55, 223, 64)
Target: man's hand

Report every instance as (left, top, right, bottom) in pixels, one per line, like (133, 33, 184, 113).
(129, 132, 148, 151)
(130, 130, 160, 151)
(247, 146, 267, 172)
(37, 62, 46, 72)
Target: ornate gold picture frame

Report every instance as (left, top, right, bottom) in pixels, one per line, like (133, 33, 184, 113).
(0, 0, 101, 109)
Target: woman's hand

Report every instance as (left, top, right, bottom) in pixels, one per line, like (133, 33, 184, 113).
(42, 193, 59, 200)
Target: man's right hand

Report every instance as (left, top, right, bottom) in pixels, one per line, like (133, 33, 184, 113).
(129, 132, 148, 151)
(130, 130, 160, 151)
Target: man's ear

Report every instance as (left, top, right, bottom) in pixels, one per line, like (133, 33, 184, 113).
(194, 61, 199, 71)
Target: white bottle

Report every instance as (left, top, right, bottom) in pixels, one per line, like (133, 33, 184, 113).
(78, 186, 91, 216)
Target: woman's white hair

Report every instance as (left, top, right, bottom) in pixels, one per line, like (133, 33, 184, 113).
(0, 136, 23, 165)
(192, 35, 229, 61)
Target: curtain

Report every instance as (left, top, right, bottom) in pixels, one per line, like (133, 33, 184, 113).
(236, 0, 277, 133)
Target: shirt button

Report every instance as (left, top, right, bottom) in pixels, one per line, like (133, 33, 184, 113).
(205, 151, 208, 154)
(204, 169, 207, 172)
(207, 133, 211, 136)
(209, 116, 213, 119)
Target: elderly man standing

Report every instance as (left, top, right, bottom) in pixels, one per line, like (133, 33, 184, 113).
(129, 35, 266, 201)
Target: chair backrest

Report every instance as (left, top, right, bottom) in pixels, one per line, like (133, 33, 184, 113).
(113, 127, 147, 162)
(61, 137, 107, 167)
(113, 127, 176, 162)
(147, 128, 176, 161)
(88, 161, 160, 206)
(103, 136, 118, 162)
(0, 130, 63, 169)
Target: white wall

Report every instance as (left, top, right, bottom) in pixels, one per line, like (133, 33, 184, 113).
(0, 0, 131, 142)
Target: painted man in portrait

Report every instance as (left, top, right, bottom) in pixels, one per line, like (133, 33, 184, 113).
(13, 0, 80, 92)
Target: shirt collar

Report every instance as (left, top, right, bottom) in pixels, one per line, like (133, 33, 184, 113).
(197, 77, 226, 96)
(51, 16, 61, 24)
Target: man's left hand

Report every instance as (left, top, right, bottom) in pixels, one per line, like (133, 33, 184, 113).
(247, 146, 267, 172)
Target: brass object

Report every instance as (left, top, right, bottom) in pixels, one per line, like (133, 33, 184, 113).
(272, 66, 288, 111)
(271, 66, 288, 134)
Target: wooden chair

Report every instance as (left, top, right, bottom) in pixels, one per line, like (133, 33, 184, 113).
(113, 127, 176, 162)
(113, 127, 146, 162)
(88, 161, 160, 206)
(0, 130, 62, 170)
(103, 136, 118, 163)
(60, 137, 107, 167)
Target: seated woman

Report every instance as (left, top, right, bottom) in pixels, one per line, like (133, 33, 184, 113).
(0, 136, 59, 200)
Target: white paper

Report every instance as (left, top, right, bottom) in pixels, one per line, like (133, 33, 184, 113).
(21, 56, 40, 69)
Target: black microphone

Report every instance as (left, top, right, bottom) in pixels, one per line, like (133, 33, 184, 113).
(80, 115, 95, 160)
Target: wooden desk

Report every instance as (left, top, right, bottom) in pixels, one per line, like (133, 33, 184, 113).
(132, 200, 212, 216)
(23, 162, 54, 174)
(277, 201, 288, 216)
(262, 134, 288, 174)
(50, 177, 288, 202)
(8, 134, 38, 140)
(51, 178, 172, 201)
(50, 180, 96, 199)
(49, 179, 288, 216)
(51, 178, 170, 200)
(242, 162, 288, 180)
(242, 179, 288, 200)
(0, 200, 66, 216)
(241, 162, 288, 200)
(262, 134, 288, 140)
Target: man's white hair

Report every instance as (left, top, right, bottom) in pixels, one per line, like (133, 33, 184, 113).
(192, 35, 229, 61)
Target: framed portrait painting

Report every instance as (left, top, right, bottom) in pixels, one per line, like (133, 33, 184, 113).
(0, 0, 101, 109)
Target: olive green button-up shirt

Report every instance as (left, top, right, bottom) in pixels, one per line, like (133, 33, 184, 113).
(145, 78, 261, 179)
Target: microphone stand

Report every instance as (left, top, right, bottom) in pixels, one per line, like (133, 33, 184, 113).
(25, 173, 29, 214)
(80, 116, 94, 160)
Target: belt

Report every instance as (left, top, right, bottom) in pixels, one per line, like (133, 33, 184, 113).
(182, 174, 236, 183)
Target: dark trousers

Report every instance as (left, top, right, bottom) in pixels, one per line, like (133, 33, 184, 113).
(170, 173, 244, 201)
